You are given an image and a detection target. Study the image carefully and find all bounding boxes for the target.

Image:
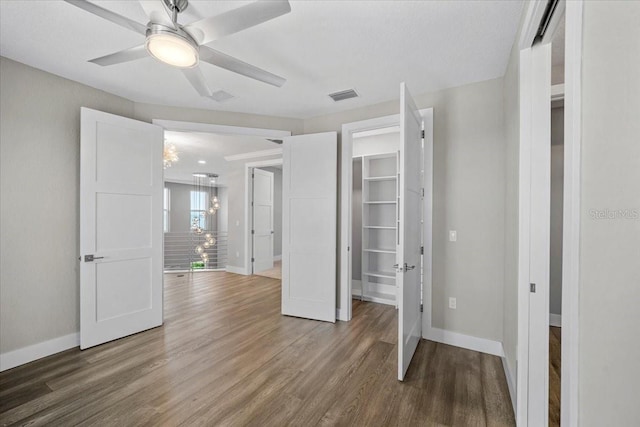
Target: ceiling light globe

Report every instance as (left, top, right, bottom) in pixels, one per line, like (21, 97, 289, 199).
(145, 25, 199, 68)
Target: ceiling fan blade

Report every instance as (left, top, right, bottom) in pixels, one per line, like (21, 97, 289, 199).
(64, 0, 147, 35)
(199, 46, 286, 87)
(89, 45, 148, 66)
(138, 0, 174, 28)
(181, 67, 234, 102)
(183, 0, 291, 46)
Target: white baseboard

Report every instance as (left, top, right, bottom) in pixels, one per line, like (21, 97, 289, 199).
(424, 327, 504, 357)
(273, 255, 282, 261)
(225, 265, 249, 275)
(501, 352, 517, 415)
(0, 333, 79, 372)
(549, 313, 562, 327)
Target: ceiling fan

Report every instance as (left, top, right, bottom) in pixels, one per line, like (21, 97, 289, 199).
(64, 0, 291, 102)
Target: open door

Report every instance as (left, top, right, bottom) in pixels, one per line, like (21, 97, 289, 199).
(80, 108, 164, 349)
(281, 132, 337, 322)
(397, 83, 423, 380)
(252, 168, 274, 274)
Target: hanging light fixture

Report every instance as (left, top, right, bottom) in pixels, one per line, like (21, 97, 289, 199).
(163, 142, 179, 169)
(191, 172, 222, 269)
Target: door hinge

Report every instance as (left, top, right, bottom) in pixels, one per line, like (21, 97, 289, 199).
(420, 246, 424, 255)
(252, 173, 255, 178)
(421, 188, 425, 197)
(251, 257, 255, 262)
(420, 304, 423, 312)
(251, 230, 255, 234)
(421, 130, 425, 139)
(530, 283, 536, 293)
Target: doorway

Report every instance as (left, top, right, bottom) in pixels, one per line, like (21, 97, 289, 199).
(250, 164, 283, 280)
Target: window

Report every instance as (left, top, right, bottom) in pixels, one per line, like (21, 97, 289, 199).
(163, 187, 170, 232)
(190, 190, 208, 230)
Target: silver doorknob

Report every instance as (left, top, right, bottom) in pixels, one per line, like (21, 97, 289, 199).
(404, 264, 416, 271)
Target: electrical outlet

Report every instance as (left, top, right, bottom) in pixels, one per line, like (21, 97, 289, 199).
(236, 251, 240, 258)
(236, 220, 240, 226)
(449, 230, 457, 242)
(449, 297, 457, 309)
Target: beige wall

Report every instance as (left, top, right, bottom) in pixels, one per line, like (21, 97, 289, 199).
(0, 57, 135, 353)
(0, 58, 302, 355)
(307, 78, 507, 342)
(501, 40, 520, 390)
(579, 2, 640, 425)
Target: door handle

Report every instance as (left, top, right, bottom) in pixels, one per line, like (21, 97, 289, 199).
(404, 264, 416, 271)
(84, 254, 105, 262)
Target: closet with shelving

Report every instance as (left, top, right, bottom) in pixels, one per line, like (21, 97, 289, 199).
(351, 130, 399, 306)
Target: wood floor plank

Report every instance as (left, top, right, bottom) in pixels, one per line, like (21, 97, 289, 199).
(0, 271, 515, 426)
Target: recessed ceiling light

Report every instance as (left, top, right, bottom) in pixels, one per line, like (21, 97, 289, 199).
(198, 160, 206, 164)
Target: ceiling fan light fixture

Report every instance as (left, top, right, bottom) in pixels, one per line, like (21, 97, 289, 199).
(145, 24, 199, 68)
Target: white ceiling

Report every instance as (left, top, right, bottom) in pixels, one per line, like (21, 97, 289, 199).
(0, 0, 524, 119)
(163, 131, 279, 185)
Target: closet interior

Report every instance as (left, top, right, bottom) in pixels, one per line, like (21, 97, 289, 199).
(351, 128, 399, 307)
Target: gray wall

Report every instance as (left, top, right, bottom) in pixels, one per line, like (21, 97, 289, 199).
(258, 167, 282, 258)
(549, 107, 564, 316)
(502, 40, 520, 387)
(0, 57, 135, 354)
(0, 57, 303, 355)
(306, 77, 507, 342)
(579, 2, 640, 424)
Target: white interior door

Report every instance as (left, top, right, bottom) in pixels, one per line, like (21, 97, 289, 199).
(252, 168, 274, 274)
(527, 42, 552, 425)
(397, 83, 423, 380)
(282, 132, 337, 322)
(80, 107, 163, 349)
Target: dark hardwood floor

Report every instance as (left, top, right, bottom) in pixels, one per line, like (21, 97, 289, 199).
(549, 326, 561, 427)
(0, 272, 515, 426)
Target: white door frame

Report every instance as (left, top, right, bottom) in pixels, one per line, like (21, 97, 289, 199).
(246, 158, 283, 274)
(339, 109, 432, 322)
(151, 119, 290, 276)
(516, 1, 582, 426)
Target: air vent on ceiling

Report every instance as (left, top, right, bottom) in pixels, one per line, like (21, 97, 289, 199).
(328, 89, 359, 102)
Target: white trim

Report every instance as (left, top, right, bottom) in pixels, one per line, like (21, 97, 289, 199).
(519, 0, 549, 49)
(353, 126, 400, 139)
(273, 255, 282, 262)
(562, 2, 583, 426)
(502, 354, 518, 415)
(424, 327, 504, 357)
(225, 265, 249, 275)
(225, 148, 283, 162)
(0, 333, 79, 372)
(245, 158, 283, 275)
(550, 313, 562, 328)
(151, 119, 291, 139)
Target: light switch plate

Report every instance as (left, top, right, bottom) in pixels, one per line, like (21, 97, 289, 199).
(449, 297, 457, 309)
(449, 230, 457, 242)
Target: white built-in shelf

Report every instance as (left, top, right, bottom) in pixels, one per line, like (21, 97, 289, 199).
(363, 270, 396, 279)
(364, 176, 396, 181)
(359, 152, 398, 307)
(363, 201, 396, 205)
(364, 248, 396, 254)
